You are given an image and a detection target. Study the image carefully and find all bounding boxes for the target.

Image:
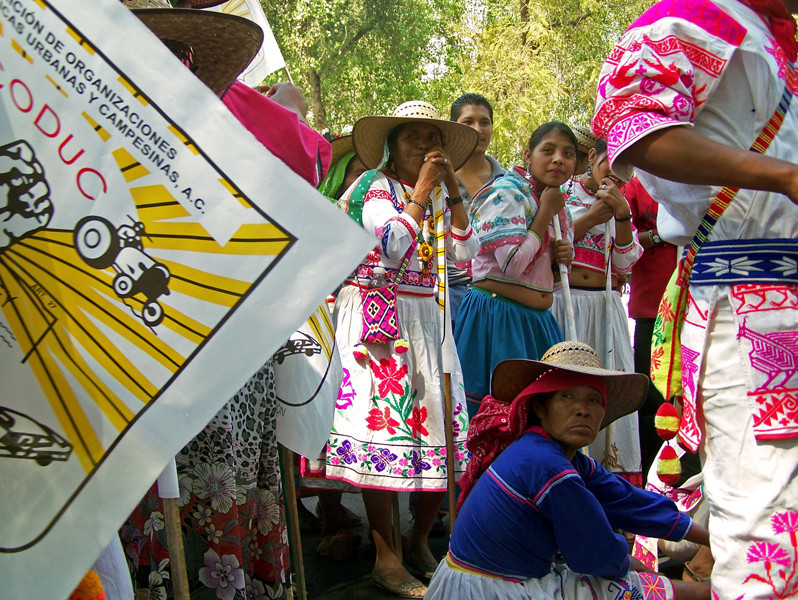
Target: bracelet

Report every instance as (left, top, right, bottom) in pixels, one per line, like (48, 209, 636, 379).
(446, 195, 463, 206)
(648, 229, 664, 247)
(406, 198, 425, 209)
(615, 213, 632, 222)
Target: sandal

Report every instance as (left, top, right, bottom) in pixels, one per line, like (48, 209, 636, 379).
(372, 572, 427, 598)
(316, 529, 361, 561)
(405, 556, 439, 580)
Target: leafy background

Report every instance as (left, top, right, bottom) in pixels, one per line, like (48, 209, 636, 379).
(262, 0, 655, 165)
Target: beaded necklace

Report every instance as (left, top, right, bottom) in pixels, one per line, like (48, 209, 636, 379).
(397, 178, 436, 275)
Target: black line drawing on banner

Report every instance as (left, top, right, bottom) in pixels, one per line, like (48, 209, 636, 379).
(0, 406, 72, 466)
(1, 141, 53, 253)
(74, 216, 171, 327)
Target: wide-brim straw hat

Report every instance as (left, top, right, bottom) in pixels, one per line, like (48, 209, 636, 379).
(124, 0, 263, 97)
(186, 0, 227, 7)
(571, 124, 599, 152)
(329, 134, 355, 168)
(490, 341, 648, 430)
(352, 100, 479, 171)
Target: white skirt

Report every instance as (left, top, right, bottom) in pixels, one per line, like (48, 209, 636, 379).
(552, 288, 642, 483)
(324, 285, 470, 491)
(426, 558, 674, 600)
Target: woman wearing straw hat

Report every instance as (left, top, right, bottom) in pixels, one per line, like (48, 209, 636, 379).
(552, 138, 644, 487)
(427, 341, 712, 600)
(325, 101, 478, 597)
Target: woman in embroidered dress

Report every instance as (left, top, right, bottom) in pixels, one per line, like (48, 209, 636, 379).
(327, 101, 479, 597)
(453, 121, 576, 419)
(427, 341, 712, 600)
(550, 138, 644, 485)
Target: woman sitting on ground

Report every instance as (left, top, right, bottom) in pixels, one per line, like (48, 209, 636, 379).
(427, 341, 712, 600)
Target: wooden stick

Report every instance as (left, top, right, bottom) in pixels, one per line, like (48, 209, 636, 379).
(157, 460, 189, 600)
(603, 221, 613, 367)
(279, 445, 307, 600)
(391, 494, 403, 562)
(162, 498, 189, 600)
(282, 66, 295, 85)
(552, 216, 576, 341)
(442, 372, 457, 535)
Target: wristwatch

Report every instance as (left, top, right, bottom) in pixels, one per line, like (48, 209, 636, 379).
(648, 229, 664, 247)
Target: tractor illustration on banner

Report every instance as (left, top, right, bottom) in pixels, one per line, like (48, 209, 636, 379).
(74, 216, 171, 327)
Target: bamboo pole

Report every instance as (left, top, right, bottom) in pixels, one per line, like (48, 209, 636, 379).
(279, 445, 307, 600)
(157, 460, 189, 600)
(391, 493, 404, 562)
(442, 372, 457, 535)
(163, 499, 190, 600)
(552, 216, 576, 341)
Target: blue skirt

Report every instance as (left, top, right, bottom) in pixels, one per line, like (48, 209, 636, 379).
(454, 287, 564, 419)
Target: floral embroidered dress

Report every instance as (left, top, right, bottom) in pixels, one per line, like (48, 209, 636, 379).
(594, 1, 798, 597)
(326, 169, 478, 490)
(551, 178, 644, 486)
(123, 362, 289, 600)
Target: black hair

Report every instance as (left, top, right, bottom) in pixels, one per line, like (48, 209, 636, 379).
(526, 391, 556, 428)
(450, 93, 494, 123)
(594, 138, 608, 158)
(526, 121, 578, 153)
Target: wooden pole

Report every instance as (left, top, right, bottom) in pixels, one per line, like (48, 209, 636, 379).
(552, 216, 576, 341)
(282, 66, 295, 85)
(163, 498, 190, 600)
(391, 494, 403, 562)
(157, 460, 189, 600)
(279, 445, 307, 600)
(442, 372, 457, 535)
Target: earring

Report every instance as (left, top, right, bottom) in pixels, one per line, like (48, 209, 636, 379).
(524, 163, 533, 182)
(586, 161, 593, 178)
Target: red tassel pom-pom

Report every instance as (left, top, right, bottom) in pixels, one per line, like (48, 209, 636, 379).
(655, 402, 680, 441)
(657, 445, 681, 486)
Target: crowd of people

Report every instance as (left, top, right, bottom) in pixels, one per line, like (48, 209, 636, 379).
(77, 0, 798, 599)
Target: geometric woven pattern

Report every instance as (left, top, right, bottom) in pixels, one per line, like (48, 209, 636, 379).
(360, 284, 399, 343)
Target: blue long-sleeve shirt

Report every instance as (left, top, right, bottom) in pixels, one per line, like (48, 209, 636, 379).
(449, 428, 692, 581)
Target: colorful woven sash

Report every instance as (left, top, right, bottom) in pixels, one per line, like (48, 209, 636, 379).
(650, 62, 794, 402)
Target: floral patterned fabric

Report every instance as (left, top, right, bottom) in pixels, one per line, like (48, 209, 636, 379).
(325, 171, 476, 490)
(325, 286, 470, 490)
(122, 361, 289, 600)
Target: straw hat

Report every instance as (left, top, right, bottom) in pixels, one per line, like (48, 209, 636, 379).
(185, 0, 227, 6)
(490, 341, 648, 430)
(352, 100, 479, 171)
(329, 134, 355, 168)
(123, 0, 263, 96)
(571, 124, 599, 151)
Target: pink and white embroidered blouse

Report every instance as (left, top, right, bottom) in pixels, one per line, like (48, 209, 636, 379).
(470, 167, 572, 294)
(341, 170, 478, 297)
(593, 0, 798, 246)
(563, 178, 642, 277)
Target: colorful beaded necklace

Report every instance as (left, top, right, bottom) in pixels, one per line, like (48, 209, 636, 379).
(397, 179, 436, 275)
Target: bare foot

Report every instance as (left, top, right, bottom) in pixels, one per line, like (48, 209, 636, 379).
(372, 530, 423, 588)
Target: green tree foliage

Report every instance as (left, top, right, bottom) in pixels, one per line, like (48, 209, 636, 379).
(262, 0, 653, 165)
(449, 0, 655, 165)
(261, 0, 467, 132)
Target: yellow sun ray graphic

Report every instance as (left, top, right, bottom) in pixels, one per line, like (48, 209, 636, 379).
(0, 176, 293, 472)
